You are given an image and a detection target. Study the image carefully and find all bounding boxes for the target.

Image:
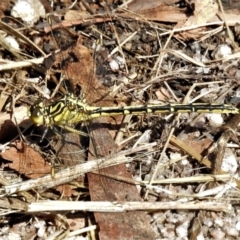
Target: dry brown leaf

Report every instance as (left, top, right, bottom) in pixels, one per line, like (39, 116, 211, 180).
(65, 10, 91, 21)
(155, 87, 171, 102)
(128, 0, 175, 12)
(180, 137, 213, 155)
(125, 2, 187, 23)
(67, 217, 86, 231)
(0, 0, 11, 19)
(56, 184, 74, 197)
(175, 0, 219, 40)
(212, 9, 240, 24)
(2, 141, 51, 179)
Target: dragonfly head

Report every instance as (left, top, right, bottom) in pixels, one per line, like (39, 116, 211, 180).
(28, 101, 47, 126)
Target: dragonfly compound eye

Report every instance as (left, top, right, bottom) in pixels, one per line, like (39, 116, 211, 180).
(28, 105, 45, 126)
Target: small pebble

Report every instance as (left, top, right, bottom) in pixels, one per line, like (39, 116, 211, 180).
(210, 228, 225, 239)
(176, 221, 189, 238)
(227, 227, 239, 237)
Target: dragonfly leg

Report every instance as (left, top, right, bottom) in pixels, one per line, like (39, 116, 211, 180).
(40, 127, 49, 142)
(59, 125, 89, 137)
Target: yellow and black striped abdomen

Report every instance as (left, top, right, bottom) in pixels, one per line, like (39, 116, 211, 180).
(88, 103, 239, 119)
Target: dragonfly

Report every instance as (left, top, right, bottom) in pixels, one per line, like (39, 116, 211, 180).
(28, 94, 239, 132)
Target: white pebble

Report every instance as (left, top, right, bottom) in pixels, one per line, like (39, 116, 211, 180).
(213, 44, 232, 59)
(34, 219, 46, 237)
(170, 152, 181, 160)
(144, 174, 151, 181)
(115, 56, 126, 68)
(221, 148, 237, 174)
(210, 228, 225, 239)
(5, 36, 19, 50)
(109, 59, 119, 72)
(176, 221, 189, 238)
(234, 87, 240, 98)
(193, 51, 201, 62)
(195, 67, 210, 74)
(37, 225, 46, 238)
(11, 0, 45, 26)
(235, 70, 240, 79)
(235, 221, 240, 231)
(196, 231, 205, 240)
(214, 218, 223, 227)
(5, 233, 21, 240)
(203, 218, 213, 227)
(227, 227, 239, 237)
(205, 113, 223, 127)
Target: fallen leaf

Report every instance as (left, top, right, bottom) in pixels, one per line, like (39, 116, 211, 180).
(1, 141, 51, 179)
(175, 0, 219, 40)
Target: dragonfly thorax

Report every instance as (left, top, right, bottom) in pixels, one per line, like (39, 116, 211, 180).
(29, 94, 93, 128)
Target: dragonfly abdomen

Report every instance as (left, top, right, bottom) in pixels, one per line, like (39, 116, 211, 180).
(89, 103, 239, 118)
